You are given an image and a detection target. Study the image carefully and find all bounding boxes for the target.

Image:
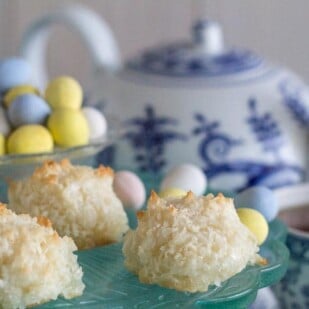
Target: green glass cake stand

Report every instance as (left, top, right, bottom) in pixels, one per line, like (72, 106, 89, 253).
(36, 219, 289, 309)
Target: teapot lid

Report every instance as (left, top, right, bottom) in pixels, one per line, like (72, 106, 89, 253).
(127, 20, 267, 78)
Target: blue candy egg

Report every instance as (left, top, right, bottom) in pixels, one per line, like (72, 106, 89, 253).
(0, 58, 32, 92)
(8, 94, 51, 127)
(234, 186, 278, 222)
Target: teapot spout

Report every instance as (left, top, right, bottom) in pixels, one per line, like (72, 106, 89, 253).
(19, 4, 122, 90)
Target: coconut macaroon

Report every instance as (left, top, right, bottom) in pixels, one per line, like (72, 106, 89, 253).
(0, 204, 84, 309)
(8, 159, 129, 250)
(123, 191, 263, 293)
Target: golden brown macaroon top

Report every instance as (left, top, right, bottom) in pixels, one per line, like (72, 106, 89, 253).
(137, 191, 231, 221)
(0, 202, 9, 214)
(0, 202, 54, 230)
(36, 216, 53, 228)
(26, 159, 114, 184)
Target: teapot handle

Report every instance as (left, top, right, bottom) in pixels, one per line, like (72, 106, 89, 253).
(19, 4, 121, 90)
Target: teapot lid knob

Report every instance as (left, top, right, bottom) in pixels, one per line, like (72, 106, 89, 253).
(193, 20, 224, 55)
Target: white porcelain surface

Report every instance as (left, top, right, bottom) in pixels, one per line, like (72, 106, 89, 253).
(20, 5, 309, 192)
(274, 182, 309, 210)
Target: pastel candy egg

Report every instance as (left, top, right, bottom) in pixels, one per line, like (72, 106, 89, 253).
(0, 107, 11, 136)
(113, 171, 146, 210)
(47, 109, 89, 147)
(82, 107, 107, 141)
(234, 186, 278, 222)
(3, 84, 40, 108)
(45, 76, 82, 110)
(7, 125, 53, 154)
(160, 163, 207, 196)
(7, 94, 51, 127)
(159, 188, 187, 199)
(0, 58, 32, 92)
(0, 133, 5, 155)
(236, 208, 269, 245)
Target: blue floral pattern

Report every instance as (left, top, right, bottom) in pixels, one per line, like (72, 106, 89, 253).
(193, 98, 304, 191)
(128, 47, 263, 77)
(279, 78, 309, 128)
(247, 98, 284, 155)
(124, 105, 186, 173)
(192, 113, 242, 165)
(122, 92, 305, 191)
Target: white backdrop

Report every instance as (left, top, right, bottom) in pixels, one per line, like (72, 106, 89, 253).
(0, 0, 308, 87)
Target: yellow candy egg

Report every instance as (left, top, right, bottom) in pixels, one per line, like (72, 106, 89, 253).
(159, 187, 187, 199)
(236, 208, 269, 245)
(47, 109, 89, 147)
(45, 76, 82, 110)
(7, 125, 53, 154)
(0, 133, 5, 155)
(3, 84, 40, 108)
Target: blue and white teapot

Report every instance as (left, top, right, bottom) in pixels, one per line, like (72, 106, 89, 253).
(20, 5, 309, 192)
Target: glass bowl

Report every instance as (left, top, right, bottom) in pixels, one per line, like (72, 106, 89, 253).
(0, 129, 118, 202)
(35, 219, 289, 309)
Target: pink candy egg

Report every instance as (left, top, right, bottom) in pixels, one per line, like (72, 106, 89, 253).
(113, 171, 146, 210)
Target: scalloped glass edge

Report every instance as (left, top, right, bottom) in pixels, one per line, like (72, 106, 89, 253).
(36, 235, 289, 309)
(0, 131, 118, 166)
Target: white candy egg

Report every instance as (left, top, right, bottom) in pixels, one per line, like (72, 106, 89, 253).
(160, 163, 207, 196)
(113, 171, 146, 210)
(82, 107, 107, 141)
(0, 107, 10, 136)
